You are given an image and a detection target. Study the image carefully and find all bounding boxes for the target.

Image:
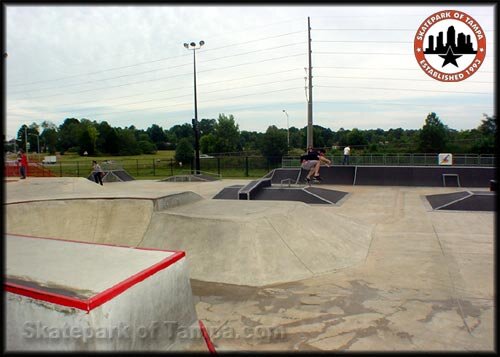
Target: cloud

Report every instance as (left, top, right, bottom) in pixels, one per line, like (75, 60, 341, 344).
(5, 4, 495, 139)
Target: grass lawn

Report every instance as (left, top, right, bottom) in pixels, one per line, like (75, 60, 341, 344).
(10, 150, 278, 179)
(55, 150, 176, 162)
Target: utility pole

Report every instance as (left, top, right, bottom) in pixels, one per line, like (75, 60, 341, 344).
(307, 16, 313, 148)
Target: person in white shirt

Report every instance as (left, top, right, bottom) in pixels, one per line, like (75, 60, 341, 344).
(343, 146, 351, 165)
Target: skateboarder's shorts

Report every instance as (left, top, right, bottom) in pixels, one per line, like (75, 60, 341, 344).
(301, 160, 318, 170)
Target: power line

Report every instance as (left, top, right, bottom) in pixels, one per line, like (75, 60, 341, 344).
(51, 68, 302, 109)
(314, 66, 495, 74)
(313, 100, 493, 110)
(15, 53, 307, 100)
(314, 40, 412, 43)
(315, 85, 491, 95)
(313, 28, 416, 31)
(204, 18, 304, 43)
(59, 77, 303, 114)
(313, 27, 494, 32)
(73, 87, 302, 118)
(7, 53, 191, 88)
(9, 31, 305, 89)
(315, 75, 494, 84)
(315, 51, 411, 55)
(203, 31, 304, 53)
(9, 62, 191, 95)
(203, 42, 306, 63)
(10, 42, 306, 96)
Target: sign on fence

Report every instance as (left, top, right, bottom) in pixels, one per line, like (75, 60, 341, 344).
(438, 153, 453, 165)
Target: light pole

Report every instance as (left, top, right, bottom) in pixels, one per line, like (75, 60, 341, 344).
(282, 110, 290, 152)
(29, 133, 40, 153)
(184, 40, 205, 175)
(24, 126, 28, 152)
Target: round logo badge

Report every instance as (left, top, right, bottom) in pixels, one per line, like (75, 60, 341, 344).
(414, 10, 486, 82)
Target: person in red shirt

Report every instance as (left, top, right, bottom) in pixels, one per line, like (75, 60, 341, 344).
(18, 149, 28, 179)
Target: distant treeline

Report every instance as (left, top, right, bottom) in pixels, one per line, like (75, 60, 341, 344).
(6, 112, 496, 162)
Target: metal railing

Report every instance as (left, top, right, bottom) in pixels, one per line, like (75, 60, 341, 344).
(282, 154, 496, 167)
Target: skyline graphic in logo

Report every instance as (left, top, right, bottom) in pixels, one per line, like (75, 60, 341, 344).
(414, 10, 486, 82)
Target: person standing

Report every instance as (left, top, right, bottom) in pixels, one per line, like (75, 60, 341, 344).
(18, 149, 28, 179)
(343, 146, 351, 165)
(92, 160, 104, 185)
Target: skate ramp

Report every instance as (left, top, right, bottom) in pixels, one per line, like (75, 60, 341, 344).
(426, 191, 495, 211)
(213, 185, 348, 205)
(87, 169, 135, 183)
(5, 194, 373, 286)
(5, 192, 203, 246)
(140, 200, 372, 286)
(267, 166, 494, 187)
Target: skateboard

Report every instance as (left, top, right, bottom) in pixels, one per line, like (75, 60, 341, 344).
(304, 177, 321, 187)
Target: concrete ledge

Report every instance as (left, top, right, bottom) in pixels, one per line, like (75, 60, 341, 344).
(5, 234, 199, 351)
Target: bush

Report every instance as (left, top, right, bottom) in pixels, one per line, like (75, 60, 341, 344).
(138, 140, 157, 154)
(175, 138, 194, 164)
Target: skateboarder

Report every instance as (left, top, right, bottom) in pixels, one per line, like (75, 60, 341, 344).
(300, 148, 331, 184)
(92, 160, 104, 186)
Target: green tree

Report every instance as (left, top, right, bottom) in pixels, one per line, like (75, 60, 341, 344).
(96, 121, 120, 155)
(470, 114, 496, 154)
(57, 118, 82, 153)
(168, 123, 194, 146)
(200, 133, 217, 154)
(239, 130, 263, 152)
(79, 120, 99, 155)
(40, 121, 58, 153)
(288, 127, 303, 150)
(199, 118, 217, 136)
(147, 124, 167, 144)
(335, 128, 349, 147)
(260, 125, 288, 164)
(214, 114, 240, 153)
(138, 140, 157, 154)
(347, 128, 367, 147)
(478, 113, 496, 136)
(417, 112, 448, 153)
(116, 127, 141, 155)
(175, 138, 194, 165)
(27, 123, 41, 152)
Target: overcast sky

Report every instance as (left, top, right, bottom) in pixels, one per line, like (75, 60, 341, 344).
(4, 4, 496, 140)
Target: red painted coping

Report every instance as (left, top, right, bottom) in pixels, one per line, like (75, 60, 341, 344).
(198, 320, 217, 355)
(5, 233, 185, 313)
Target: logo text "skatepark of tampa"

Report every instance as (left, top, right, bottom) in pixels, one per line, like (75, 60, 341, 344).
(414, 10, 486, 82)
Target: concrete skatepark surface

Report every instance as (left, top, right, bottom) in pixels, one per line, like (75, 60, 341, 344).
(4, 177, 495, 351)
